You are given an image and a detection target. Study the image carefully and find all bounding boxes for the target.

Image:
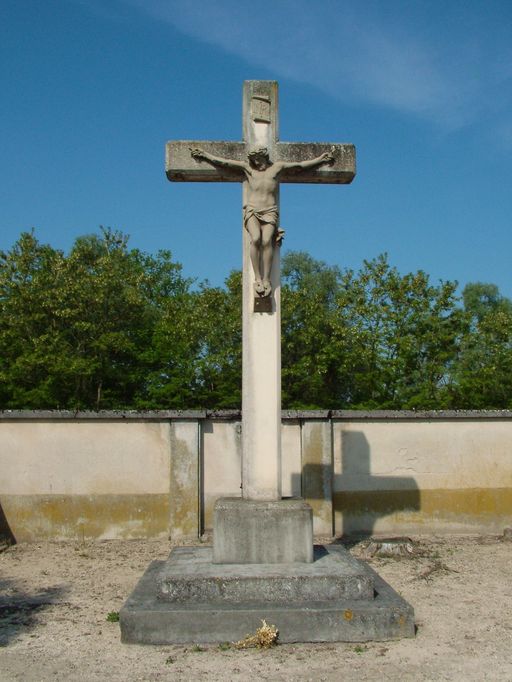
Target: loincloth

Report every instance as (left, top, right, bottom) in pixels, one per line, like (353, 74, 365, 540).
(243, 205, 284, 243)
(243, 204, 279, 227)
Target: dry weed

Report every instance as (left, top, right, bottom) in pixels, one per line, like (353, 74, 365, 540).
(234, 619, 279, 649)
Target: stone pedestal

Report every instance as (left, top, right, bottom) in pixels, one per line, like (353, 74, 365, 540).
(213, 498, 313, 564)
(120, 545, 415, 644)
(121, 492, 415, 643)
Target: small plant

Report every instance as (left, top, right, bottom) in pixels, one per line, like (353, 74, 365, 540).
(165, 656, 175, 664)
(218, 641, 231, 651)
(106, 611, 120, 622)
(191, 644, 205, 652)
(354, 644, 368, 654)
(234, 620, 279, 649)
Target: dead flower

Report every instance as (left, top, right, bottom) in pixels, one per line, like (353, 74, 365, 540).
(234, 619, 279, 649)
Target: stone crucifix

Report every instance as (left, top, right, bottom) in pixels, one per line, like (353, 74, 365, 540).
(166, 81, 355, 502)
(189, 145, 335, 298)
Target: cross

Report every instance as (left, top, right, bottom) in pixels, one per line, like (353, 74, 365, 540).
(166, 81, 355, 503)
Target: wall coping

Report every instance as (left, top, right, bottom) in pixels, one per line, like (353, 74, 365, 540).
(1, 409, 512, 421)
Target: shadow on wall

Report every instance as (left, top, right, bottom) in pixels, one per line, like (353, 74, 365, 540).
(291, 463, 333, 536)
(0, 500, 16, 546)
(334, 430, 420, 539)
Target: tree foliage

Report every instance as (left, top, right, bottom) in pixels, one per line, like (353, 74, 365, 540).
(1, 229, 510, 410)
(0, 229, 190, 408)
(281, 252, 463, 409)
(281, 251, 346, 408)
(450, 283, 512, 408)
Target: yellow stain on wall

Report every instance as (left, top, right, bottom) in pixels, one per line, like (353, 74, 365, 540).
(333, 488, 512, 517)
(3, 487, 512, 542)
(0, 494, 170, 541)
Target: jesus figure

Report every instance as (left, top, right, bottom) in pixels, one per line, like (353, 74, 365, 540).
(190, 146, 334, 297)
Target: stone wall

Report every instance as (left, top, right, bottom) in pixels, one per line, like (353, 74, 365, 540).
(1, 410, 511, 541)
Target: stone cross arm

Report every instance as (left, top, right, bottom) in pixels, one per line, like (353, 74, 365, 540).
(166, 140, 356, 184)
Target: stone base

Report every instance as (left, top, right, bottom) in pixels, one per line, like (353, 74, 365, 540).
(158, 545, 373, 602)
(120, 545, 415, 644)
(213, 497, 313, 564)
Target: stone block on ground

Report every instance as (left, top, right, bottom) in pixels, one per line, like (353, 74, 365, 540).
(213, 497, 313, 564)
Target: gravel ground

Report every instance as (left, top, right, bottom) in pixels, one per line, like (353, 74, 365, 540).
(1, 535, 511, 681)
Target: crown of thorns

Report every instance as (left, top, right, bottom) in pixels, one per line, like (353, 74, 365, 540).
(248, 147, 270, 159)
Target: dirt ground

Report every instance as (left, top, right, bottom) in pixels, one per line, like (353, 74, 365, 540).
(1, 534, 511, 681)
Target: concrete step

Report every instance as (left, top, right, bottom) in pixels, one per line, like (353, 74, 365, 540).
(158, 545, 374, 603)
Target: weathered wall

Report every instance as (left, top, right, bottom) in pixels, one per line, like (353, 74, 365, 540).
(1, 410, 511, 541)
(332, 415, 512, 536)
(0, 416, 172, 540)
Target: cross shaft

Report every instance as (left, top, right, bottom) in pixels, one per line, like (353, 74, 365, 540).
(166, 81, 355, 501)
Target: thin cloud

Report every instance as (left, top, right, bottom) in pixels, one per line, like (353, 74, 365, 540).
(119, 0, 511, 131)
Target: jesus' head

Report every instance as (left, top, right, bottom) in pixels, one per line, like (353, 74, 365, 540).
(247, 147, 271, 170)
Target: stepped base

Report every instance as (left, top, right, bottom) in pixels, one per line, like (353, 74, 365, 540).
(120, 545, 415, 644)
(158, 545, 373, 602)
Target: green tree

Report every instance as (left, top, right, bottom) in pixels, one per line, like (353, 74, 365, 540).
(5, 231, 509, 412)
(462, 282, 512, 324)
(0, 228, 191, 409)
(281, 251, 350, 408)
(451, 282, 512, 408)
(335, 255, 462, 409)
(139, 270, 242, 409)
(0, 231, 65, 407)
(280, 251, 463, 410)
(193, 270, 242, 408)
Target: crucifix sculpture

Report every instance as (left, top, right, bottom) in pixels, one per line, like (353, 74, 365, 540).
(123, 82, 413, 643)
(166, 81, 355, 505)
(189, 144, 335, 298)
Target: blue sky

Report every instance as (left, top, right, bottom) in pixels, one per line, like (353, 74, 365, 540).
(2, 0, 512, 298)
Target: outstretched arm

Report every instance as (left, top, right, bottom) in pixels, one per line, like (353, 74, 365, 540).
(277, 150, 335, 173)
(190, 147, 247, 172)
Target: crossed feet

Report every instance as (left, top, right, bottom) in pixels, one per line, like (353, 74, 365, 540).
(255, 279, 272, 297)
